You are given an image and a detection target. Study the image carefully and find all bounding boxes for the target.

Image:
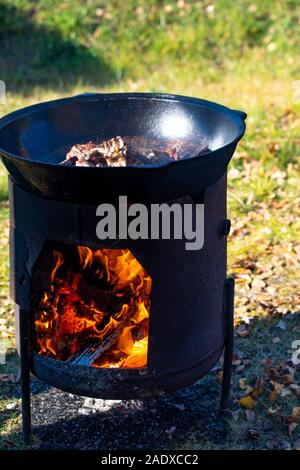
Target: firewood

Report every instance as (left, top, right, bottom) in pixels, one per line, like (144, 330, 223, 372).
(68, 304, 136, 366)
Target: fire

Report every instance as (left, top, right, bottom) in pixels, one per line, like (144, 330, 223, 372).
(33, 246, 152, 368)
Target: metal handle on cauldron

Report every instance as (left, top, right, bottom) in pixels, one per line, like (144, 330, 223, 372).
(231, 109, 247, 121)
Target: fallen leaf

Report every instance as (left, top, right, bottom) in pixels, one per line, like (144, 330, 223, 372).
(276, 320, 286, 330)
(268, 368, 280, 380)
(0, 374, 16, 383)
(232, 358, 242, 366)
(216, 370, 223, 384)
(248, 429, 260, 440)
(266, 437, 291, 450)
(239, 378, 247, 390)
(280, 388, 291, 397)
(267, 142, 281, 154)
(263, 419, 273, 431)
(290, 384, 300, 397)
(281, 374, 294, 384)
(251, 279, 266, 291)
(262, 358, 273, 367)
(269, 390, 278, 402)
(231, 410, 241, 422)
(246, 409, 255, 422)
(6, 402, 17, 410)
(174, 404, 185, 411)
(266, 286, 276, 295)
(280, 441, 292, 450)
(236, 324, 250, 337)
(272, 336, 281, 344)
(273, 381, 284, 393)
(293, 438, 300, 450)
(291, 407, 300, 421)
(266, 440, 277, 450)
(165, 426, 176, 439)
(268, 405, 280, 415)
(165, 426, 176, 435)
(239, 395, 255, 409)
(289, 423, 298, 436)
(228, 168, 240, 180)
(252, 377, 264, 397)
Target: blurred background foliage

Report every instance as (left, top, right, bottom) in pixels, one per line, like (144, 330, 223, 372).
(0, 0, 299, 87)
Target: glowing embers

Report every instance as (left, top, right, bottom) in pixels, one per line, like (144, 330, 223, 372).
(33, 245, 152, 368)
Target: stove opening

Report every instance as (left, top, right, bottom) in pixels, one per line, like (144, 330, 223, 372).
(31, 243, 152, 368)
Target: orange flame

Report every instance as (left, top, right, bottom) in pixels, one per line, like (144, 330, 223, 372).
(34, 247, 151, 368)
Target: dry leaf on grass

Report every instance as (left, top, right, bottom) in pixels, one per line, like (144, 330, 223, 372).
(245, 409, 255, 422)
(281, 374, 294, 384)
(165, 426, 176, 439)
(291, 407, 300, 421)
(248, 429, 260, 440)
(236, 324, 250, 337)
(276, 320, 286, 330)
(268, 405, 280, 415)
(252, 377, 265, 397)
(251, 279, 266, 291)
(239, 395, 255, 409)
(0, 374, 17, 383)
(262, 358, 273, 367)
(269, 390, 278, 402)
(289, 423, 298, 436)
(293, 438, 300, 450)
(216, 370, 223, 384)
(290, 384, 300, 397)
(239, 378, 247, 390)
(272, 336, 281, 344)
(263, 419, 273, 431)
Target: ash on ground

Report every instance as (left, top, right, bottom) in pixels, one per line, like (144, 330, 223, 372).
(14, 372, 225, 450)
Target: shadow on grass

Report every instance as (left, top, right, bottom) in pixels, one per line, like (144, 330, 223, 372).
(0, 350, 50, 400)
(0, 352, 224, 450)
(31, 375, 223, 451)
(1, 313, 299, 450)
(0, 3, 116, 94)
(0, 164, 8, 201)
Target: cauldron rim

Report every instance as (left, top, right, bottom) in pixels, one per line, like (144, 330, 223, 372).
(0, 92, 246, 203)
(0, 92, 246, 169)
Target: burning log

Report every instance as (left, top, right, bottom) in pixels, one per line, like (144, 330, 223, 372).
(34, 247, 151, 368)
(68, 305, 135, 366)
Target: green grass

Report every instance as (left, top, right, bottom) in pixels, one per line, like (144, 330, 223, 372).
(0, 0, 299, 450)
(173, 314, 300, 450)
(1, 0, 299, 87)
(0, 165, 8, 201)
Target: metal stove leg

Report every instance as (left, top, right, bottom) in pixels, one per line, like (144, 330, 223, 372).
(220, 277, 234, 412)
(19, 309, 32, 443)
